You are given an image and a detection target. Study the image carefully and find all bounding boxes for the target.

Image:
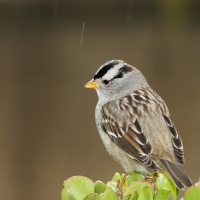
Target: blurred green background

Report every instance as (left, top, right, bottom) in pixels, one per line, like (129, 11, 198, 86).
(0, 1, 200, 200)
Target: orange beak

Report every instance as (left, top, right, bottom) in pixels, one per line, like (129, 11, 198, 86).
(84, 79, 99, 89)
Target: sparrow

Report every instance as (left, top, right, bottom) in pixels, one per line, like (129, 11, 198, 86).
(84, 60, 193, 190)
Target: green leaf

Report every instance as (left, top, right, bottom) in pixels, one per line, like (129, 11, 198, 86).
(137, 186, 153, 200)
(123, 182, 154, 197)
(155, 171, 178, 199)
(111, 172, 121, 182)
(106, 181, 118, 192)
(61, 176, 94, 200)
(61, 190, 76, 200)
(154, 189, 175, 200)
(94, 181, 107, 194)
(123, 194, 131, 200)
(165, 191, 175, 200)
(123, 191, 139, 200)
(184, 186, 200, 200)
(129, 191, 139, 200)
(102, 187, 119, 200)
(83, 193, 102, 200)
(126, 171, 144, 186)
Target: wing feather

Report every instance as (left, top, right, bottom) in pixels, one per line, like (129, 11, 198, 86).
(101, 105, 158, 172)
(163, 115, 185, 164)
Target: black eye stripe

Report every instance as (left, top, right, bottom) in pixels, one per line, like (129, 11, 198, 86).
(121, 65, 133, 73)
(112, 65, 133, 80)
(113, 72, 123, 79)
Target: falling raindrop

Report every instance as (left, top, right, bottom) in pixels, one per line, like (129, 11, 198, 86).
(80, 22, 85, 45)
(60, 153, 66, 168)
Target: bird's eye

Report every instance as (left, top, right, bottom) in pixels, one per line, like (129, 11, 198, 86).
(103, 80, 110, 86)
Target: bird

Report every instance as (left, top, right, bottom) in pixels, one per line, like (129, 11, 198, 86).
(84, 59, 193, 190)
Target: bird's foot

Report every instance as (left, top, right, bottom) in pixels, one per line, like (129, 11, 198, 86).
(143, 173, 157, 191)
(143, 173, 157, 184)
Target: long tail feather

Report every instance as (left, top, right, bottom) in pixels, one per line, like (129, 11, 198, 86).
(159, 159, 193, 190)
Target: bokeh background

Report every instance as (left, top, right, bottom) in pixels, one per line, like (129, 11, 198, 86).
(0, 1, 200, 199)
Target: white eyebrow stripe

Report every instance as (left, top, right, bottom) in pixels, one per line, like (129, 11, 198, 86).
(103, 63, 125, 80)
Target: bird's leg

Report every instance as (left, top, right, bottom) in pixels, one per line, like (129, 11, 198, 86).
(116, 173, 127, 200)
(143, 173, 157, 191)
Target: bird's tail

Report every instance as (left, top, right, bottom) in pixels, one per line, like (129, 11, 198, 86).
(159, 159, 193, 190)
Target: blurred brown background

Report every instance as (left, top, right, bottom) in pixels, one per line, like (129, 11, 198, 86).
(0, 0, 200, 199)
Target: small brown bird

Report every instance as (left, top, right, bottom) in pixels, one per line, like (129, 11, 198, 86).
(84, 60, 193, 190)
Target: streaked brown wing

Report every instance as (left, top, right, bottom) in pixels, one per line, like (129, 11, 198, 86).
(101, 106, 158, 172)
(163, 115, 185, 164)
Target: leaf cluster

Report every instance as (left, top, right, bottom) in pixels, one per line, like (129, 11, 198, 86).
(61, 171, 200, 200)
